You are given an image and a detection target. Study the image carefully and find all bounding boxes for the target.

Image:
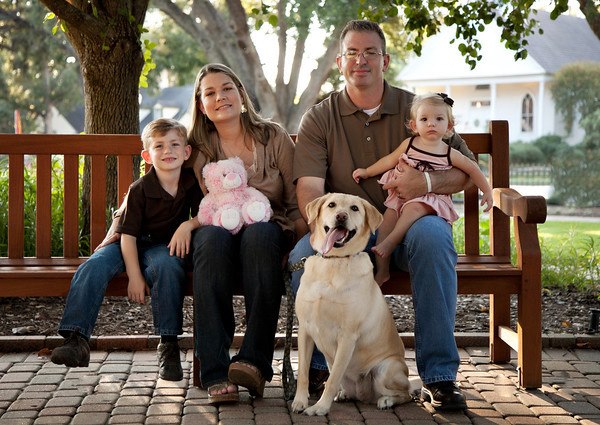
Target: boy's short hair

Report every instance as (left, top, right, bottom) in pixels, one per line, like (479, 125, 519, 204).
(141, 118, 187, 150)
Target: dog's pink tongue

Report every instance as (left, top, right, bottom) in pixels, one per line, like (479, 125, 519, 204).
(321, 227, 346, 254)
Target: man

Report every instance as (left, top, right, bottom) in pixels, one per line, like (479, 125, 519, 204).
(290, 20, 474, 411)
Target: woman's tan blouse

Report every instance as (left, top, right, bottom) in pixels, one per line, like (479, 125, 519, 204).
(188, 127, 301, 236)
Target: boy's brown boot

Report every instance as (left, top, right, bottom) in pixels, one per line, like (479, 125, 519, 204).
(50, 332, 90, 367)
(157, 341, 183, 381)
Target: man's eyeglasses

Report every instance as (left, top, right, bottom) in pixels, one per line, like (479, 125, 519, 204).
(339, 49, 384, 61)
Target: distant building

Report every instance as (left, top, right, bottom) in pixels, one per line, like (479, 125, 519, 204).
(398, 11, 600, 144)
(139, 84, 194, 130)
(44, 85, 195, 134)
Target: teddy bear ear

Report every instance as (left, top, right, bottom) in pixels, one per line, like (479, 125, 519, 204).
(230, 157, 244, 167)
(202, 161, 217, 179)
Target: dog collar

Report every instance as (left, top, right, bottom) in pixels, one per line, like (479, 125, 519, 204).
(317, 253, 357, 259)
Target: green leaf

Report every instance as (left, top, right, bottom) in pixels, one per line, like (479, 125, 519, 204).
(268, 14, 278, 27)
(44, 12, 56, 22)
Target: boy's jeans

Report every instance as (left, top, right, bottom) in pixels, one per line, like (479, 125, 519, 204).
(58, 241, 186, 339)
(289, 215, 460, 384)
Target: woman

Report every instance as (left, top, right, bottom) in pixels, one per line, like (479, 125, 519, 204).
(188, 63, 305, 404)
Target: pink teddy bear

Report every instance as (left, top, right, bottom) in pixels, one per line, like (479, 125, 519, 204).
(197, 157, 273, 234)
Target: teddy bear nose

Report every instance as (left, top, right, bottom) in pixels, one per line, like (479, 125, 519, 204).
(223, 172, 242, 189)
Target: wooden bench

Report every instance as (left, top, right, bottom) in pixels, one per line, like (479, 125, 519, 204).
(0, 120, 546, 389)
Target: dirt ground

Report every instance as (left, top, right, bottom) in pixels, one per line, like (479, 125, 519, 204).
(1, 288, 598, 338)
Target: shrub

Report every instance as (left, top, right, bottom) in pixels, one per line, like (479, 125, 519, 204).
(0, 155, 88, 257)
(532, 134, 568, 163)
(551, 146, 600, 207)
(509, 141, 545, 164)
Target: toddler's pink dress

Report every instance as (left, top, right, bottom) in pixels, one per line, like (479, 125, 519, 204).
(378, 136, 459, 223)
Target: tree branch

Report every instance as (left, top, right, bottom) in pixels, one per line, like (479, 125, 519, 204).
(39, 0, 106, 39)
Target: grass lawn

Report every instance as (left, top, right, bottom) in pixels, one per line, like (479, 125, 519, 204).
(537, 219, 599, 290)
(538, 220, 600, 245)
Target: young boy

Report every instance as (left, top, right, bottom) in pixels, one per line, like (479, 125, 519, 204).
(51, 118, 202, 381)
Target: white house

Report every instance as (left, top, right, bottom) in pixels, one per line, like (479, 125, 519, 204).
(398, 10, 600, 144)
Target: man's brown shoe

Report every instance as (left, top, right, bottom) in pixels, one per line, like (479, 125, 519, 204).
(308, 367, 329, 395)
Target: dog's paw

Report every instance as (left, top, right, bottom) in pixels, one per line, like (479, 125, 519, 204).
(376, 392, 412, 410)
(291, 397, 308, 413)
(303, 401, 331, 416)
(335, 389, 350, 402)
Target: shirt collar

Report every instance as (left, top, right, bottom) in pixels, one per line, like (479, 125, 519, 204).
(143, 167, 188, 200)
(339, 81, 400, 118)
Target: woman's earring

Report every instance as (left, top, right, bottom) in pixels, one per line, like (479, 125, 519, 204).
(241, 104, 247, 114)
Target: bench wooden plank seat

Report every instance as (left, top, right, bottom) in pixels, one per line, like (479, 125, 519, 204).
(0, 120, 547, 389)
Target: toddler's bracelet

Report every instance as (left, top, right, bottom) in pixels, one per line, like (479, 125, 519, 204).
(423, 171, 432, 193)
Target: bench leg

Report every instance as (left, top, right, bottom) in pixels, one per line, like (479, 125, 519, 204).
(516, 220, 543, 388)
(489, 294, 511, 363)
(517, 269, 542, 388)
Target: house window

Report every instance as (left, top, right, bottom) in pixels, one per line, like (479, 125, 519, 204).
(470, 100, 491, 108)
(521, 94, 533, 132)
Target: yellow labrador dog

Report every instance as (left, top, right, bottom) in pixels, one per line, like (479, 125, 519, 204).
(291, 193, 411, 416)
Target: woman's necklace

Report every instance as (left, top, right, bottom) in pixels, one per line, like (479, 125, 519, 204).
(221, 130, 254, 168)
(221, 129, 248, 157)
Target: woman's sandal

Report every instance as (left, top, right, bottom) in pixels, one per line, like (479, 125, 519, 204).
(207, 381, 239, 405)
(228, 361, 266, 398)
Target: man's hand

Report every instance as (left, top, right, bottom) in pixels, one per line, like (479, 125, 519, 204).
(380, 156, 427, 202)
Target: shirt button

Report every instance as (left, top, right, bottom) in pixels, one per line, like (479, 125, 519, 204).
(366, 136, 372, 142)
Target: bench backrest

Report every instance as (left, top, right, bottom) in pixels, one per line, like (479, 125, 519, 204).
(0, 120, 510, 261)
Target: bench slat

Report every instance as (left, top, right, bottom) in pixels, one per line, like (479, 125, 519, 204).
(8, 154, 25, 258)
(91, 155, 107, 250)
(36, 155, 53, 258)
(63, 155, 79, 257)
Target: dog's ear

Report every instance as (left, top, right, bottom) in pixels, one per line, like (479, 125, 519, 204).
(305, 195, 329, 225)
(361, 199, 383, 234)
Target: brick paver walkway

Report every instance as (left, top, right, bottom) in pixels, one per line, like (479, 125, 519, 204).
(1, 346, 600, 424)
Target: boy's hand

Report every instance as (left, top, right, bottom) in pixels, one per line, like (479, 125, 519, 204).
(168, 221, 194, 258)
(127, 276, 149, 304)
(352, 168, 368, 183)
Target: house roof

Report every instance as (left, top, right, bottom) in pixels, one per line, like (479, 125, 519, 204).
(398, 10, 600, 84)
(140, 84, 193, 114)
(526, 11, 600, 73)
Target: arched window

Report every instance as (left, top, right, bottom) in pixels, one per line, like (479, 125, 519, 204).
(521, 94, 533, 132)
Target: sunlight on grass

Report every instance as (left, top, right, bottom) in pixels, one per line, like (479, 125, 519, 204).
(538, 220, 599, 291)
(538, 221, 600, 241)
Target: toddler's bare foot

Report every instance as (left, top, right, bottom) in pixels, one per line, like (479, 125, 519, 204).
(372, 241, 394, 258)
(374, 270, 390, 286)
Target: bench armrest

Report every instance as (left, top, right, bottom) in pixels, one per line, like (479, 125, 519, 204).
(492, 188, 547, 224)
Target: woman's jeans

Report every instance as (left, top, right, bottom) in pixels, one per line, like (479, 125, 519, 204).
(58, 241, 186, 339)
(192, 222, 285, 388)
(289, 215, 460, 385)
